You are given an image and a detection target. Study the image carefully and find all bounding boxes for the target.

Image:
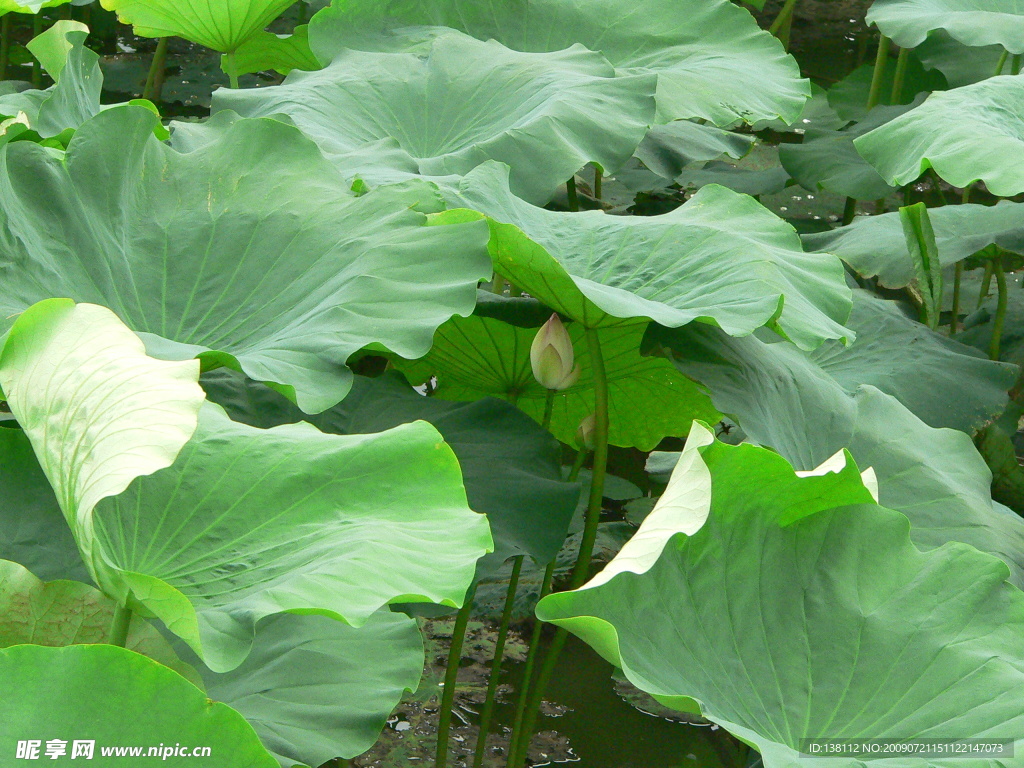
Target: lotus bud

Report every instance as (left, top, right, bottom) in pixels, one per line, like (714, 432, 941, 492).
(530, 313, 579, 390)
(575, 413, 596, 450)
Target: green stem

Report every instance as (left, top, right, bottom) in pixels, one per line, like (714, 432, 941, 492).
(950, 262, 962, 337)
(31, 14, 43, 89)
(990, 259, 1008, 361)
(297, 0, 308, 24)
(490, 275, 506, 294)
(566, 176, 579, 212)
(225, 51, 240, 89)
(0, 15, 10, 81)
(508, 627, 570, 768)
(889, 47, 909, 103)
(107, 603, 132, 647)
(995, 49, 1010, 76)
(866, 35, 891, 111)
(768, 0, 799, 37)
(594, 167, 603, 201)
(567, 447, 587, 483)
(504, 560, 556, 766)
(471, 556, 524, 768)
(142, 37, 169, 101)
(435, 580, 477, 768)
(978, 261, 994, 310)
(1013, 54, 1022, 76)
(841, 197, 857, 225)
(541, 389, 555, 431)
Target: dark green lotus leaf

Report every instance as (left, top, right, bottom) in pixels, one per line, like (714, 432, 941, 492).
(181, 611, 423, 765)
(538, 426, 1024, 766)
(0, 428, 86, 583)
(778, 101, 918, 201)
(0, 559, 202, 687)
(826, 56, 945, 123)
(200, 369, 579, 574)
(633, 120, 753, 181)
(652, 291, 1024, 586)
(308, 0, 809, 127)
(439, 163, 852, 348)
(396, 314, 719, 450)
(0, 106, 490, 413)
(916, 30, 1008, 87)
(855, 75, 1024, 196)
(868, 0, 1024, 53)
(0, 644, 279, 766)
(214, 32, 656, 204)
(804, 201, 1024, 288)
(100, 0, 296, 52)
(227, 25, 321, 76)
(676, 161, 791, 197)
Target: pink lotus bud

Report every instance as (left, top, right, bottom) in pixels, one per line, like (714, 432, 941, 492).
(575, 413, 596, 450)
(530, 314, 579, 390)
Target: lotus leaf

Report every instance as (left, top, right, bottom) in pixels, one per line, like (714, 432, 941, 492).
(228, 25, 320, 76)
(309, 0, 810, 126)
(214, 32, 657, 204)
(868, 0, 1024, 53)
(0, 106, 490, 413)
(538, 423, 1024, 767)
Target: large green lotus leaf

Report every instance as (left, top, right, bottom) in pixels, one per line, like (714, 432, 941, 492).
(214, 33, 656, 205)
(440, 163, 852, 349)
(867, 0, 1024, 53)
(396, 315, 719, 451)
(0, 428, 87, 583)
(855, 75, 1024, 196)
(0, 106, 491, 413)
(653, 292, 1024, 586)
(228, 25, 320, 76)
(538, 425, 1024, 766)
(0, 644, 278, 766)
(633, 120, 754, 181)
(309, 0, 810, 127)
(778, 102, 915, 200)
(201, 370, 579, 574)
(916, 31, 1008, 87)
(0, 299, 205, 581)
(804, 201, 1024, 288)
(89, 401, 491, 672)
(0, 559, 202, 687)
(0, 0, 71, 12)
(182, 611, 423, 765)
(100, 0, 296, 52)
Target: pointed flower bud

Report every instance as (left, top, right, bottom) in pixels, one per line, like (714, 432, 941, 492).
(531, 313, 579, 390)
(575, 413, 596, 450)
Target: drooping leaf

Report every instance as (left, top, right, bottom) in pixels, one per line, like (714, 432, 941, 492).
(0, 559, 202, 687)
(0, 106, 490, 413)
(309, 0, 809, 126)
(803, 200, 1024, 288)
(633, 120, 754, 181)
(825, 56, 945, 123)
(214, 32, 656, 204)
(867, 0, 1024, 53)
(100, 0, 297, 52)
(439, 163, 852, 349)
(182, 611, 424, 765)
(676, 161, 791, 198)
(396, 315, 719, 451)
(227, 24, 320, 76)
(916, 30, 1008, 87)
(538, 424, 1024, 767)
(652, 290, 1024, 586)
(900, 202, 944, 328)
(0, 644, 279, 766)
(201, 369, 580, 575)
(855, 75, 1024, 196)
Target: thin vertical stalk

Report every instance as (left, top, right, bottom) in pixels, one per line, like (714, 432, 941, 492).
(995, 49, 1010, 76)
(107, 603, 132, 647)
(435, 580, 478, 768)
(471, 555, 524, 768)
(950, 262, 962, 337)
(567, 447, 586, 484)
(507, 627, 570, 767)
(990, 259, 1008, 361)
(841, 197, 857, 225)
(566, 177, 579, 212)
(541, 390, 555, 431)
(889, 47, 909, 103)
(142, 37, 169, 101)
(866, 35, 891, 111)
(491, 275, 506, 294)
(978, 261, 994, 309)
(0, 16, 11, 80)
(1013, 54, 1022, 75)
(225, 51, 240, 89)
(31, 14, 43, 89)
(594, 167, 603, 201)
(768, 0, 799, 37)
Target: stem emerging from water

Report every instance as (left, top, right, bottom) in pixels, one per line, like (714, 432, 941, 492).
(107, 603, 132, 647)
(143, 37, 169, 101)
(225, 50, 240, 89)
(472, 555, 524, 768)
(768, 0, 799, 38)
(435, 580, 477, 768)
(866, 35, 891, 111)
(990, 258, 1008, 361)
(566, 177, 579, 212)
(950, 262, 962, 337)
(889, 47, 909, 103)
(841, 197, 857, 226)
(995, 49, 1010, 76)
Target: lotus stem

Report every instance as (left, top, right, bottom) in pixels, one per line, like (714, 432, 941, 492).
(594, 167, 603, 201)
(504, 559, 556, 766)
(541, 389, 555, 431)
(978, 261, 994, 309)
(507, 626, 570, 768)
(567, 446, 587, 483)
(1013, 55, 1022, 76)
(889, 47, 909, 103)
(472, 555, 524, 768)
(866, 35, 891, 111)
(143, 37, 169, 101)
(0, 16, 10, 81)
(107, 603, 132, 647)
(768, 0, 799, 38)
(297, 0, 308, 24)
(990, 258, 1008, 361)
(841, 197, 857, 225)
(31, 14, 43, 89)
(950, 262, 962, 336)
(995, 49, 1009, 76)
(435, 580, 477, 768)
(225, 51, 240, 89)
(566, 177, 579, 212)
(491, 275, 506, 294)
